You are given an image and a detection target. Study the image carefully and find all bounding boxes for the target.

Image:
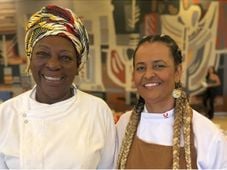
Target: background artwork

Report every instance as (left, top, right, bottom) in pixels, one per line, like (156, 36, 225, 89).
(0, 0, 226, 111)
(101, 0, 225, 101)
(78, 0, 225, 110)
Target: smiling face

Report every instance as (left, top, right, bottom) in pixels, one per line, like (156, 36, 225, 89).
(133, 41, 182, 112)
(30, 36, 78, 104)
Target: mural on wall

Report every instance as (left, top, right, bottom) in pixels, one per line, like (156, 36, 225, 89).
(11, 0, 226, 109)
(80, 0, 220, 98)
(0, 34, 26, 85)
(70, 0, 225, 106)
(106, 0, 180, 95)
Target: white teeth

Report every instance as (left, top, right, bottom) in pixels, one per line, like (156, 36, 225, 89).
(44, 75, 61, 81)
(144, 83, 158, 87)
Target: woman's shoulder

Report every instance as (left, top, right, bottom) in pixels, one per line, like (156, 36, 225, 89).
(116, 110, 132, 132)
(117, 111, 132, 124)
(0, 90, 32, 139)
(193, 110, 217, 129)
(192, 110, 225, 140)
(115, 110, 132, 145)
(76, 89, 112, 113)
(77, 89, 106, 103)
(76, 89, 103, 101)
(0, 90, 31, 109)
(192, 110, 227, 168)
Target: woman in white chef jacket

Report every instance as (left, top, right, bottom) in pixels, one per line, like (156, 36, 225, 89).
(0, 5, 116, 169)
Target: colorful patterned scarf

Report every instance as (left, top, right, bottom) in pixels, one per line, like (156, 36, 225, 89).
(25, 5, 89, 71)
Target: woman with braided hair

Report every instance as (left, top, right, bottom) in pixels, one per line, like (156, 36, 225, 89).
(0, 5, 116, 169)
(116, 34, 227, 169)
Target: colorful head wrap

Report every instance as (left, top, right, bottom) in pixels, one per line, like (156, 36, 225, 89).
(25, 5, 89, 71)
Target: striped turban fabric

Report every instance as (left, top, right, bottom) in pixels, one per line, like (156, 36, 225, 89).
(25, 5, 89, 71)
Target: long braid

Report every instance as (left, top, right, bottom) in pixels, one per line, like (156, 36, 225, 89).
(173, 84, 193, 169)
(173, 90, 184, 169)
(117, 96, 144, 169)
(183, 94, 193, 169)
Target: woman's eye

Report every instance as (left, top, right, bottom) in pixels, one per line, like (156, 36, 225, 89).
(35, 51, 49, 59)
(153, 64, 166, 69)
(135, 66, 145, 72)
(60, 55, 73, 62)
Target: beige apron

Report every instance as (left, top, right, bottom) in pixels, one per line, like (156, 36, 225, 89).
(126, 132, 197, 169)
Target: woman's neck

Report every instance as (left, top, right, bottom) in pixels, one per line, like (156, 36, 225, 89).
(145, 98, 175, 113)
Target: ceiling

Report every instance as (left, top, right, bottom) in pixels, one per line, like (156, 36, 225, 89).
(0, 0, 16, 34)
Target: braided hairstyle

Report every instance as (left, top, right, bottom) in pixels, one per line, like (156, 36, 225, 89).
(117, 34, 193, 169)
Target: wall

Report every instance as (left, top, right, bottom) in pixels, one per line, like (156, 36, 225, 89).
(1, 0, 227, 111)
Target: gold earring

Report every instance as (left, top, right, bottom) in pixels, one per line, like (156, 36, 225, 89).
(172, 88, 182, 98)
(172, 82, 182, 98)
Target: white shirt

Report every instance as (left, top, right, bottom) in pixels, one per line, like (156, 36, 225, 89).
(116, 108, 227, 169)
(0, 86, 116, 169)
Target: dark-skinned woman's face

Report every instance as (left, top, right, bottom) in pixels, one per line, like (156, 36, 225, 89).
(30, 36, 78, 104)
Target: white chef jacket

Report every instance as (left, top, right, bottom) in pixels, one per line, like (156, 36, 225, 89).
(0, 86, 116, 169)
(116, 108, 227, 169)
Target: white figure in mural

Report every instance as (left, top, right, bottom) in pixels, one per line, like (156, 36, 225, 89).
(161, 1, 219, 95)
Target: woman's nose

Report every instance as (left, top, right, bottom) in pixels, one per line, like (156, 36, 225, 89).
(46, 57, 61, 70)
(144, 68, 155, 79)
